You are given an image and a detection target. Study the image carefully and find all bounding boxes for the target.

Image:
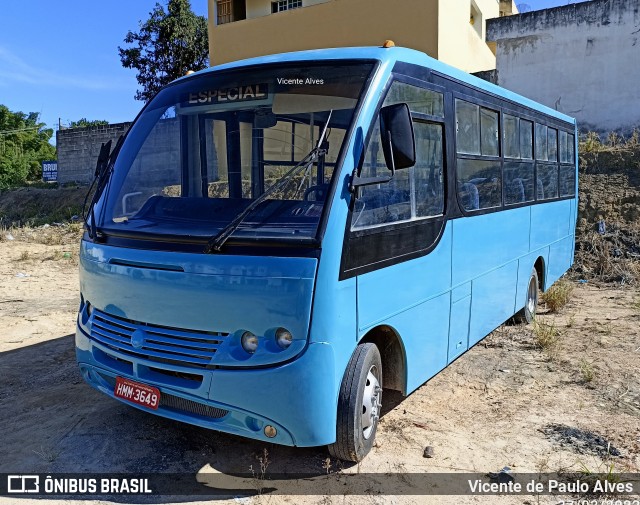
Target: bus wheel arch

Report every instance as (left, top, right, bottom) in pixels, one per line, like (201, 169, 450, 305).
(534, 256, 546, 291)
(360, 325, 407, 395)
(514, 258, 544, 324)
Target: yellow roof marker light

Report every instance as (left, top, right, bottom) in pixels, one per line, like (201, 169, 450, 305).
(383, 40, 395, 48)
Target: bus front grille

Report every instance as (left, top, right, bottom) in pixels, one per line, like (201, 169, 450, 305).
(96, 372, 228, 419)
(160, 393, 229, 419)
(89, 309, 227, 369)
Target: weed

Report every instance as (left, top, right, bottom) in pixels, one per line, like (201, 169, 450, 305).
(566, 314, 576, 328)
(17, 250, 30, 262)
(250, 448, 270, 494)
(542, 279, 574, 313)
(532, 320, 561, 351)
(579, 359, 595, 383)
(632, 295, 640, 312)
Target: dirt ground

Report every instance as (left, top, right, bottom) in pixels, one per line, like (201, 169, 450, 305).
(1, 225, 639, 505)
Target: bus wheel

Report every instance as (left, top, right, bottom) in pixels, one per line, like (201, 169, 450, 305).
(514, 268, 539, 324)
(328, 343, 382, 462)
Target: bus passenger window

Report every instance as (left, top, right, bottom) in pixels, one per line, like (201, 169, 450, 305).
(455, 100, 480, 155)
(504, 114, 519, 159)
(520, 120, 533, 159)
(559, 130, 576, 197)
(536, 164, 558, 200)
(504, 162, 534, 205)
(559, 164, 576, 197)
(535, 123, 548, 161)
(559, 130, 575, 164)
(457, 159, 501, 210)
(455, 99, 499, 157)
(547, 128, 558, 162)
(480, 108, 499, 156)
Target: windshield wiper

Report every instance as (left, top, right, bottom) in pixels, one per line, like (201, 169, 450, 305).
(82, 135, 124, 240)
(205, 110, 333, 253)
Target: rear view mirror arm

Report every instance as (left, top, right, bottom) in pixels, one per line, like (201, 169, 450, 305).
(349, 169, 394, 193)
(349, 133, 396, 193)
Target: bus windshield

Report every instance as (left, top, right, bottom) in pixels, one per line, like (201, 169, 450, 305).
(99, 62, 374, 244)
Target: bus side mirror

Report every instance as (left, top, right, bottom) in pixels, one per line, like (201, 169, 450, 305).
(380, 103, 416, 171)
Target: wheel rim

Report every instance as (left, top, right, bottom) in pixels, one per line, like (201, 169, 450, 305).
(361, 365, 381, 440)
(527, 276, 537, 316)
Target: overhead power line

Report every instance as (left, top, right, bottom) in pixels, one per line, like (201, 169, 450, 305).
(0, 126, 43, 135)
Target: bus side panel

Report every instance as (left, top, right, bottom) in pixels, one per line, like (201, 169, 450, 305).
(530, 199, 574, 289)
(548, 235, 574, 286)
(356, 225, 452, 332)
(356, 225, 453, 394)
(469, 261, 519, 347)
(389, 292, 450, 394)
(530, 200, 572, 253)
(451, 207, 530, 286)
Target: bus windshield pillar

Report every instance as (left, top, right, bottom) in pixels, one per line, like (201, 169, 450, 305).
(226, 114, 242, 198)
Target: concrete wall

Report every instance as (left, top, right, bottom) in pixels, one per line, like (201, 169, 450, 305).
(438, 0, 499, 73)
(56, 123, 131, 184)
(487, 0, 640, 134)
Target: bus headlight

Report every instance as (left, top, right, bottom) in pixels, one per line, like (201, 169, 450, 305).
(241, 331, 259, 354)
(275, 328, 293, 349)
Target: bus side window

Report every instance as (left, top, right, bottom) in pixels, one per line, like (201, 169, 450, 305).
(504, 161, 535, 205)
(559, 130, 576, 197)
(414, 123, 444, 218)
(455, 99, 502, 211)
(352, 82, 445, 230)
(353, 122, 444, 229)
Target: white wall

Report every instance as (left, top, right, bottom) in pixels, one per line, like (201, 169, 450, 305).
(487, 0, 640, 134)
(438, 0, 499, 73)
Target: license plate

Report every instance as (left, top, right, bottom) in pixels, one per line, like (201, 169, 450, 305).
(114, 377, 160, 410)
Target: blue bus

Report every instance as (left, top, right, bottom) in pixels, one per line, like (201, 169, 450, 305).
(76, 45, 577, 462)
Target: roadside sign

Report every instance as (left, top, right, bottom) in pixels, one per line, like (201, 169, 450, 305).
(42, 160, 58, 182)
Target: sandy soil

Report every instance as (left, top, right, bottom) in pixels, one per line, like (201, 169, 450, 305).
(1, 226, 639, 505)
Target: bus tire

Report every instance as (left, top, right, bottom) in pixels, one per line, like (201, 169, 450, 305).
(513, 268, 539, 324)
(328, 342, 382, 462)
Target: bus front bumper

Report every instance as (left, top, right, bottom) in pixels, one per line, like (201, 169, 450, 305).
(76, 325, 337, 447)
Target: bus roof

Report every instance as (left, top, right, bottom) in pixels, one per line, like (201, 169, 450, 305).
(185, 46, 575, 125)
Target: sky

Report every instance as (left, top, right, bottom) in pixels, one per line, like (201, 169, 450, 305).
(0, 0, 586, 141)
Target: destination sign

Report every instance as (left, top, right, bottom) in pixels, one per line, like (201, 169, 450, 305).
(187, 83, 268, 105)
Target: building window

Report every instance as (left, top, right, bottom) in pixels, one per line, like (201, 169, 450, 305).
(217, 0, 233, 24)
(470, 0, 483, 38)
(272, 0, 302, 13)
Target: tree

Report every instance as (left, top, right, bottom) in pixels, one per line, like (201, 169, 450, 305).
(0, 105, 56, 188)
(118, 0, 209, 102)
(68, 118, 109, 129)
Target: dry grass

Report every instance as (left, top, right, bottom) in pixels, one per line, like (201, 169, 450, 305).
(5, 223, 84, 247)
(574, 229, 640, 285)
(542, 279, 574, 313)
(579, 359, 595, 384)
(532, 319, 561, 352)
